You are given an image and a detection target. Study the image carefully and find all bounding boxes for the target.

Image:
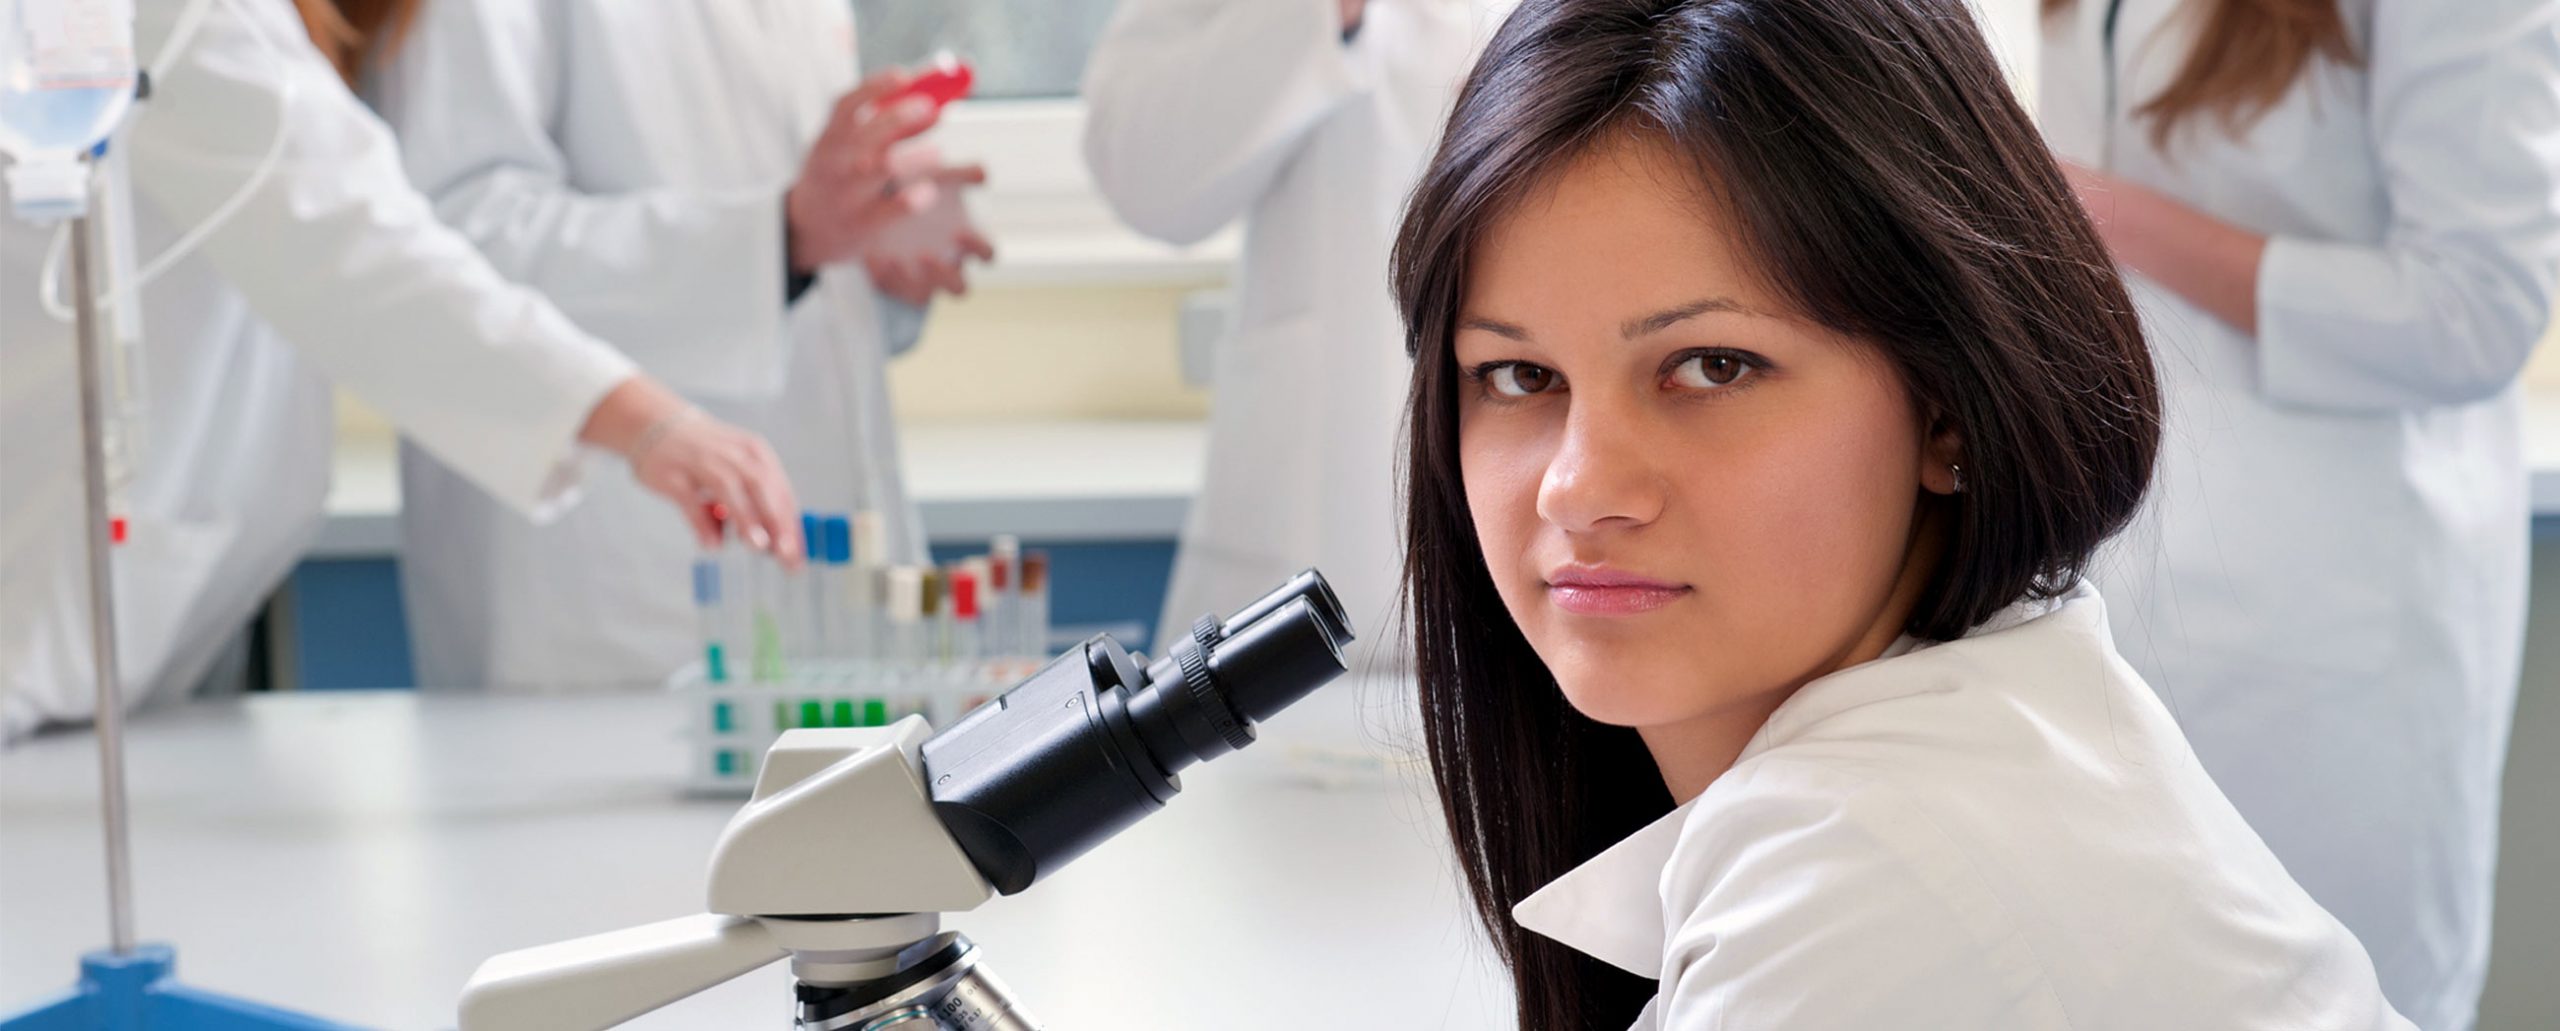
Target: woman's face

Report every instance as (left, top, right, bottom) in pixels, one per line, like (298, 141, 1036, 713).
(1456, 135, 1955, 734)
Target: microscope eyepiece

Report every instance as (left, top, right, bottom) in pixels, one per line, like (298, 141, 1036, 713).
(1214, 569, 1352, 648)
(918, 570, 1355, 895)
(1207, 595, 1347, 725)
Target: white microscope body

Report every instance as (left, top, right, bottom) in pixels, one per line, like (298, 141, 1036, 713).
(457, 572, 1357, 1031)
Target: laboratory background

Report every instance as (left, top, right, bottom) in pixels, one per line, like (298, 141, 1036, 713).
(3, 0, 2559, 1028)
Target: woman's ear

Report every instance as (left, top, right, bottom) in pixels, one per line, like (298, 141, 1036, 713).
(1918, 412, 1966, 496)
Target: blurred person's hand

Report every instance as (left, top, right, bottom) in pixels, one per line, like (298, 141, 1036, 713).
(580, 376, 802, 564)
(1341, 0, 1367, 33)
(863, 142, 996, 305)
(787, 70, 946, 272)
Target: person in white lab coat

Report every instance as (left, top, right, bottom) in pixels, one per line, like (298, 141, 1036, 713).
(2040, 3, 2560, 1026)
(369, 0, 992, 689)
(1389, 0, 2408, 1026)
(0, 0, 804, 739)
(1082, 0, 1506, 661)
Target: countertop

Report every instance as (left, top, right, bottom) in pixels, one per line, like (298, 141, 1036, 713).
(0, 684, 1505, 1029)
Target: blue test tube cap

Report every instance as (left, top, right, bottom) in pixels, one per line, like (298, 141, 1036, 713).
(823, 516, 852, 565)
(802, 513, 822, 559)
(692, 557, 720, 605)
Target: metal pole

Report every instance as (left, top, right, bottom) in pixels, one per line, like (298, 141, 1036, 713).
(71, 194, 138, 956)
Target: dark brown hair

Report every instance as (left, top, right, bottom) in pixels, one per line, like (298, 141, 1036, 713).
(295, 0, 424, 86)
(2045, 0, 2359, 149)
(1389, 0, 2159, 1026)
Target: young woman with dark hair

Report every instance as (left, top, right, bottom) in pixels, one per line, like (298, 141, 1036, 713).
(1391, 0, 2413, 1026)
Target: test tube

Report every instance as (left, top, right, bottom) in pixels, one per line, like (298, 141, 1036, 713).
(783, 513, 818, 667)
(948, 569, 983, 671)
(850, 511, 886, 668)
(1021, 550, 1051, 658)
(961, 556, 991, 653)
(693, 557, 728, 684)
(694, 554, 740, 778)
(742, 525, 785, 683)
(920, 568, 946, 669)
(820, 516, 852, 668)
(887, 566, 925, 676)
(990, 535, 1020, 657)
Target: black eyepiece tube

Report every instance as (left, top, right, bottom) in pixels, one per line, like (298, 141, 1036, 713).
(1205, 596, 1348, 725)
(1217, 569, 1353, 648)
(920, 571, 1355, 897)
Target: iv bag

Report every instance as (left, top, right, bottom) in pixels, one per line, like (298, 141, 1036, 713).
(0, 0, 136, 221)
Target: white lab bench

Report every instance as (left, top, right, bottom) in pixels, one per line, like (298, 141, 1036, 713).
(308, 420, 1210, 560)
(0, 684, 1508, 1029)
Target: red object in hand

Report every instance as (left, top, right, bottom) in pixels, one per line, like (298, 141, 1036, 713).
(890, 57, 974, 110)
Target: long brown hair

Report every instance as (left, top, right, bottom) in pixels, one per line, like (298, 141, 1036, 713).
(1390, 0, 2159, 1025)
(293, 0, 424, 86)
(2046, 0, 2360, 148)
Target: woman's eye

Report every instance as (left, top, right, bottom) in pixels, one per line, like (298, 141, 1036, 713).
(1669, 352, 1756, 390)
(1485, 362, 1559, 398)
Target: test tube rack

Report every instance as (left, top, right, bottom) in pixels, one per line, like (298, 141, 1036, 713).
(669, 656, 1049, 795)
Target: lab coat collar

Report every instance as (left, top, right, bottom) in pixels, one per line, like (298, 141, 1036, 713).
(1507, 588, 2080, 978)
(1511, 800, 1698, 978)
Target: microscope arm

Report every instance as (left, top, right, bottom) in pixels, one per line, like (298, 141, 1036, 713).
(458, 914, 785, 1031)
(458, 721, 995, 1031)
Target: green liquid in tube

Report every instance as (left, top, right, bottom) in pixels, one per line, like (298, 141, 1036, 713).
(753, 611, 785, 681)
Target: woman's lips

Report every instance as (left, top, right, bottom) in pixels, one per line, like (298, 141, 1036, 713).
(1544, 568, 1692, 616)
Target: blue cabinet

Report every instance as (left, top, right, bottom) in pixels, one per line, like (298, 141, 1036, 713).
(272, 539, 1180, 691)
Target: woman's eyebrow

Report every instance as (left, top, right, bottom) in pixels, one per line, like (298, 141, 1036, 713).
(1458, 315, 1533, 341)
(1622, 296, 1764, 338)
(1458, 297, 1765, 343)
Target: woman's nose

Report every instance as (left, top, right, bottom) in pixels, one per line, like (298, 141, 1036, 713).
(1535, 401, 1666, 534)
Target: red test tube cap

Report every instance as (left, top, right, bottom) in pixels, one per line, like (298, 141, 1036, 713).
(952, 570, 979, 619)
(892, 56, 974, 109)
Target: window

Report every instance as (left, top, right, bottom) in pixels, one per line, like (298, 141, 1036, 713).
(851, 0, 1120, 100)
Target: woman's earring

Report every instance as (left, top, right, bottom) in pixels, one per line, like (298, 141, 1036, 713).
(1950, 463, 1967, 495)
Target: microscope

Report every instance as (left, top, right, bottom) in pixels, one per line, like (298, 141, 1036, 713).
(458, 571, 1357, 1030)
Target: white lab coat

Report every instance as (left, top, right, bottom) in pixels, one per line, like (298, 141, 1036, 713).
(1082, 0, 1506, 660)
(371, 0, 924, 690)
(0, 0, 636, 738)
(2041, 4, 2560, 1027)
(1514, 584, 2414, 1030)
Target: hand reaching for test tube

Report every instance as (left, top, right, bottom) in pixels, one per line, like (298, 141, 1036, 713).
(580, 376, 803, 566)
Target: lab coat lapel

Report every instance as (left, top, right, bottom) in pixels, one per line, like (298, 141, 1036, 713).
(1510, 802, 1695, 978)
(1506, 596, 2060, 982)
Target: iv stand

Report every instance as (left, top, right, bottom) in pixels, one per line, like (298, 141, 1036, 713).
(71, 182, 138, 965)
(0, 153, 356, 1031)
